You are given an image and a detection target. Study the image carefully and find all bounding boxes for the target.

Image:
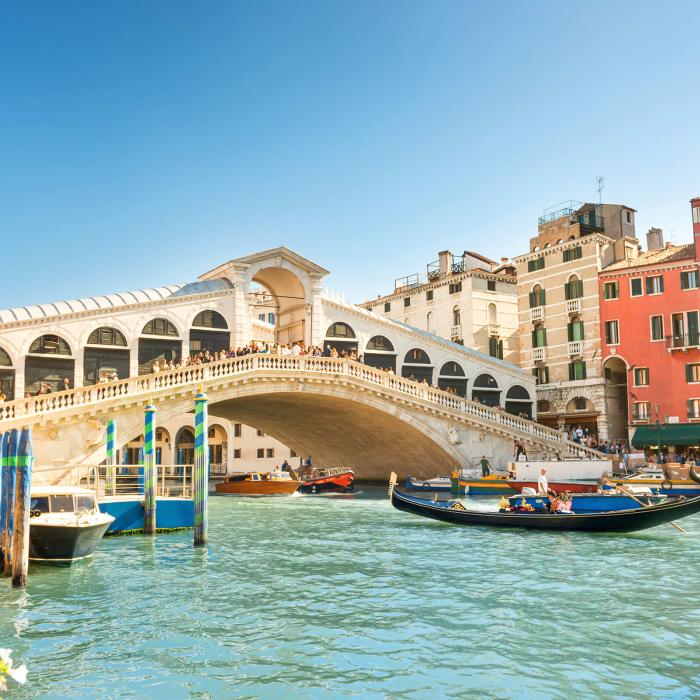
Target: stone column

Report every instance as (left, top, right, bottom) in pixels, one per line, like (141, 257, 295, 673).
(231, 265, 252, 348)
(309, 276, 325, 348)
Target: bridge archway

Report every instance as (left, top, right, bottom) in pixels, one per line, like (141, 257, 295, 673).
(365, 336, 396, 371)
(324, 322, 358, 355)
(84, 327, 130, 385)
(189, 310, 230, 354)
(25, 334, 75, 395)
(472, 373, 500, 407)
(0, 347, 15, 400)
(438, 361, 467, 397)
(505, 385, 532, 418)
(252, 267, 308, 346)
(402, 348, 433, 384)
(139, 318, 182, 373)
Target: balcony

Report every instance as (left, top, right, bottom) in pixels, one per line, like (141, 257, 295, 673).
(530, 306, 544, 322)
(532, 347, 546, 363)
(450, 324, 462, 340)
(667, 334, 700, 351)
(488, 323, 500, 337)
(566, 298, 581, 314)
(567, 340, 583, 357)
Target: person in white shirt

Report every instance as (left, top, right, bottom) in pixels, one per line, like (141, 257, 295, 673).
(537, 468, 549, 495)
(291, 343, 302, 356)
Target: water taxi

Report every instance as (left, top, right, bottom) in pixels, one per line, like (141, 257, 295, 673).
(458, 474, 514, 495)
(215, 471, 301, 495)
(608, 465, 700, 497)
(29, 486, 114, 563)
(299, 467, 355, 494)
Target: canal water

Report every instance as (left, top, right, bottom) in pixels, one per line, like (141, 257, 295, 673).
(2, 488, 700, 699)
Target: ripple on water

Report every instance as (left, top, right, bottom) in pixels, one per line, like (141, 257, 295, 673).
(1, 490, 700, 699)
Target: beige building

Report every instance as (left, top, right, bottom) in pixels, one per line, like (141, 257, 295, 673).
(362, 250, 519, 368)
(514, 201, 639, 441)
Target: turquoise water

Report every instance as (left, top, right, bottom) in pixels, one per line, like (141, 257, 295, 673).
(2, 488, 700, 699)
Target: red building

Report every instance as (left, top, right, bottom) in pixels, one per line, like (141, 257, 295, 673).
(598, 197, 700, 456)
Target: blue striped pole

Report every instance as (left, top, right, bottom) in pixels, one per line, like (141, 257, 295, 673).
(2, 430, 18, 576)
(143, 404, 157, 534)
(11, 429, 33, 587)
(0, 432, 4, 566)
(106, 419, 117, 495)
(193, 389, 209, 546)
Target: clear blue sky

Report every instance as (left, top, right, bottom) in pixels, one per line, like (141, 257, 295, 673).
(1, 1, 698, 308)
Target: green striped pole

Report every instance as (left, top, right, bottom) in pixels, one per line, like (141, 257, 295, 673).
(11, 428, 33, 588)
(143, 404, 157, 534)
(106, 419, 117, 496)
(193, 388, 209, 546)
(2, 430, 18, 577)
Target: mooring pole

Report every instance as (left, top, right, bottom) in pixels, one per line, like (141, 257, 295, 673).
(193, 388, 209, 546)
(2, 430, 18, 577)
(143, 404, 157, 534)
(106, 419, 117, 496)
(11, 429, 33, 588)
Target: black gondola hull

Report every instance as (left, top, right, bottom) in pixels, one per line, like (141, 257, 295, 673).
(391, 490, 700, 533)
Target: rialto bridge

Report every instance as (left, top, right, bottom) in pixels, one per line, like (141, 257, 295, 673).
(0, 248, 600, 480)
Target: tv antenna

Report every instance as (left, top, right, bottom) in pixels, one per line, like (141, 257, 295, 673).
(596, 176, 605, 204)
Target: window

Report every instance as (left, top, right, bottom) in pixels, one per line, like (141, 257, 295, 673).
(686, 364, 700, 383)
(234, 423, 242, 437)
(681, 270, 699, 290)
(528, 257, 545, 272)
(266, 448, 274, 458)
(646, 275, 664, 295)
(603, 281, 619, 300)
(573, 397, 587, 411)
(532, 367, 549, 385)
(452, 307, 461, 326)
(256, 448, 264, 459)
(630, 278, 643, 297)
(632, 401, 650, 421)
(529, 288, 546, 307)
(256, 429, 264, 437)
(290, 450, 297, 458)
(142, 318, 178, 336)
(626, 210, 633, 224)
(650, 315, 664, 341)
(634, 368, 649, 386)
(326, 322, 356, 338)
(693, 206, 700, 225)
(426, 312, 433, 333)
(564, 279, 583, 300)
(87, 327, 128, 346)
(605, 320, 620, 345)
(426, 290, 434, 301)
(233, 449, 241, 459)
(208, 427, 216, 438)
(268, 312, 275, 325)
(688, 399, 700, 419)
(192, 310, 228, 329)
(448, 282, 462, 294)
(563, 246, 582, 262)
(258, 313, 266, 322)
(384, 302, 391, 313)
(567, 319, 584, 342)
(404, 297, 411, 308)
(569, 361, 587, 381)
(487, 280, 496, 291)
(531, 326, 547, 348)
(488, 337, 503, 359)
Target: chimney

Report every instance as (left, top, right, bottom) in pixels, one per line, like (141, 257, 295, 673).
(438, 250, 453, 278)
(692, 197, 700, 262)
(646, 227, 664, 251)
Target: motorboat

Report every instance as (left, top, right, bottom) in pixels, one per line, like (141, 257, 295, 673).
(215, 471, 301, 495)
(299, 467, 355, 494)
(458, 474, 514, 496)
(29, 486, 114, 563)
(405, 475, 453, 492)
(390, 488, 700, 533)
(608, 464, 700, 496)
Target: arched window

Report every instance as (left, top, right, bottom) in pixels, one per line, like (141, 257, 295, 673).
(403, 348, 431, 364)
(192, 310, 228, 329)
(366, 336, 394, 352)
(84, 328, 130, 385)
(537, 399, 551, 413)
(0, 347, 14, 400)
(426, 311, 433, 333)
(142, 318, 179, 337)
(488, 303, 497, 324)
(505, 385, 532, 419)
(28, 335, 72, 355)
(567, 315, 584, 342)
(438, 361, 467, 397)
(325, 322, 356, 339)
(471, 373, 500, 407)
(26, 335, 74, 394)
(87, 327, 128, 346)
(565, 274, 583, 300)
(0, 348, 12, 366)
(452, 306, 461, 326)
(529, 284, 546, 308)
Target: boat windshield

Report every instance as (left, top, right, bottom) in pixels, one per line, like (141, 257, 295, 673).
(50, 495, 74, 513)
(30, 496, 49, 513)
(75, 495, 96, 512)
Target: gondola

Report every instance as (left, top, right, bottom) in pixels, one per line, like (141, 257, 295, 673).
(390, 488, 700, 533)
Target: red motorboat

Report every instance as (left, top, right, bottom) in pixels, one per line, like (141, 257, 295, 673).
(506, 480, 598, 494)
(299, 467, 355, 494)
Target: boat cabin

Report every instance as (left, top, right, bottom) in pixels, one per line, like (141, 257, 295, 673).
(30, 487, 98, 517)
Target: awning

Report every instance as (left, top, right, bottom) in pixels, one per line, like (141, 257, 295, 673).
(631, 424, 700, 448)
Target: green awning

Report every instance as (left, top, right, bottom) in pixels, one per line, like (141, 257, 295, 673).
(632, 424, 700, 448)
